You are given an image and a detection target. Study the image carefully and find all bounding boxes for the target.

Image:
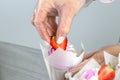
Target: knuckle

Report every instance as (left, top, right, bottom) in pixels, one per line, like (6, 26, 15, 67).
(61, 27, 69, 35)
(33, 17, 44, 26)
(34, 20, 42, 26)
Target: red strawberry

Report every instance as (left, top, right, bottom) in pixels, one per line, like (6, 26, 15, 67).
(50, 36, 68, 50)
(98, 64, 115, 80)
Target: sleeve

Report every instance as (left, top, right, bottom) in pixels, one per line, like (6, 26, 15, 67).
(84, 0, 114, 8)
(98, 0, 114, 3)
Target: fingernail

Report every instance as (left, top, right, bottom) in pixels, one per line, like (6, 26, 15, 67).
(57, 36, 65, 44)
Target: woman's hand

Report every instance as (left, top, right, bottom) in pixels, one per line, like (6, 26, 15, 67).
(31, 0, 86, 43)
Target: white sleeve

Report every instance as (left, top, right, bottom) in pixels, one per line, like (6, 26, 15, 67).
(84, 0, 114, 7)
(98, 0, 114, 3)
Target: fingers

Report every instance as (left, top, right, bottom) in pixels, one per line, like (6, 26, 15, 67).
(31, 11, 58, 42)
(31, 8, 51, 42)
(47, 16, 57, 35)
(31, 0, 87, 43)
(56, 0, 86, 40)
(56, 7, 74, 40)
(31, 0, 58, 43)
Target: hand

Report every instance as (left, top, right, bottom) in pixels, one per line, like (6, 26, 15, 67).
(65, 44, 120, 79)
(31, 0, 86, 43)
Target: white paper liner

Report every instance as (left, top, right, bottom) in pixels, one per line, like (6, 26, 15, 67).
(65, 58, 100, 80)
(104, 51, 118, 68)
(115, 69, 120, 80)
(73, 58, 100, 79)
(40, 42, 85, 80)
(47, 48, 84, 70)
(104, 51, 120, 80)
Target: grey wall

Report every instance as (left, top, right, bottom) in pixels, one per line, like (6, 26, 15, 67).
(0, 0, 120, 51)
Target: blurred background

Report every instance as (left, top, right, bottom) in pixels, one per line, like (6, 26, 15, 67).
(0, 0, 120, 51)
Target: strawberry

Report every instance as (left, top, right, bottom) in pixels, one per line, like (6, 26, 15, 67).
(50, 36, 68, 50)
(98, 64, 115, 80)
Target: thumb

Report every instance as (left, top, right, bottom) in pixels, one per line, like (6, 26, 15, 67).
(56, 8, 74, 41)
